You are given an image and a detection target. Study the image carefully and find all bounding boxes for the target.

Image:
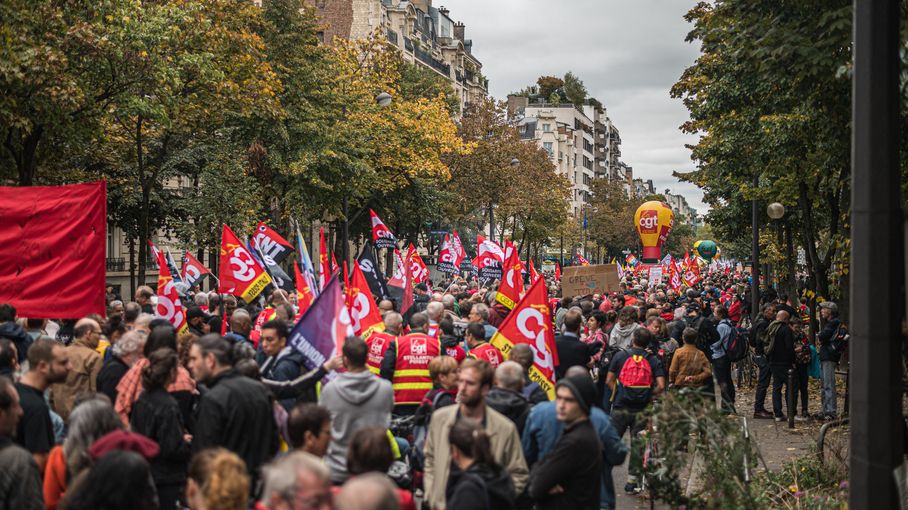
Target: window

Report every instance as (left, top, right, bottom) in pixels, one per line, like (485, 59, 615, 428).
(542, 123, 551, 133)
(543, 142, 553, 155)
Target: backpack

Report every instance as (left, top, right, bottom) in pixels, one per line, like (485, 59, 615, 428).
(409, 389, 451, 471)
(615, 353, 655, 406)
(762, 321, 785, 356)
(721, 320, 749, 362)
(691, 317, 717, 354)
(830, 324, 849, 354)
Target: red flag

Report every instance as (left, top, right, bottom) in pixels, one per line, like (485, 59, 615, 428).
(437, 234, 458, 274)
(387, 249, 407, 288)
(154, 250, 188, 334)
(450, 229, 466, 266)
(496, 248, 524, 310)
(406, 244, 428, 284)
(669, 261, 683, 292)
(344, 261, 384, 336)
(181, 251, 210, 284)
(529, 259, 541, 284)
(400, 249, 414, 315)
(577, 253, 590, 266)
(683, 250, 692, 271)
(489, 278, 558, 399)
(369, 210, 398, 249)
(218, 224, 272, 302)
(293, 260, 315, 317)
(254, 222, 293, 265)
(331, 252, 339, 275)
(554, 261, 561, 281)
(319, 227, 330, 291)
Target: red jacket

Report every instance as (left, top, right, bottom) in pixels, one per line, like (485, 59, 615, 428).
(467, 342, 503, 369)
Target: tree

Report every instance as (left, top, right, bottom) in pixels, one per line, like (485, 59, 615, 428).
(563, 71, 588, 109)
(536, 76, 564, 100)
(587, 179, 639, 259)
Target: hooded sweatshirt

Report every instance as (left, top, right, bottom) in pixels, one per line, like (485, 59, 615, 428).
(320, 369, 393, 483)
(608, 321, 640, 351)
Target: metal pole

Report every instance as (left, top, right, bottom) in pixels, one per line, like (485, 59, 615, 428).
(488, 201, 495, 242)
(850, 0, 903, 507)
(787, 368, 795, 429)
(751, 173, 761, 322)
(342, 195, 349, 267)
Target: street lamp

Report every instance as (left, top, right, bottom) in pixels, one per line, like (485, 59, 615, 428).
(342, 92, 392, 266)
(767, 202, 785, 220)
(489, 158, 520, 241)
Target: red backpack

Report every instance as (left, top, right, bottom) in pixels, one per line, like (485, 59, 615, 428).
(616, 354, 655, 406)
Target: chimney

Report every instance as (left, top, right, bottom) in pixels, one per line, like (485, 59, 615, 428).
(453, 21, 465, 43)
(439, 5, 449, 17)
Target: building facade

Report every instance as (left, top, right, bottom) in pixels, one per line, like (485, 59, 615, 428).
(306, 0, 488, 112)
(664, 191, 698, 225)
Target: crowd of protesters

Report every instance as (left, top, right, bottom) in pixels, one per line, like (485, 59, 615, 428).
(0, 264, 845, 510)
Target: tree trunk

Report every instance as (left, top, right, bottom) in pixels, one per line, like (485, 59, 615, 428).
(136, 116, 149, 289)
(784, 220, 799, 308)
(16, 126, 43, 186)
(798, 180, 829, 298)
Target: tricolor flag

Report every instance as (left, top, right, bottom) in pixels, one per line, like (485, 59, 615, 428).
(369, 210, 398, 250)
(218, 224, 272, 302)
(154, 249, 188, 334)
(489, 278, 559, 399)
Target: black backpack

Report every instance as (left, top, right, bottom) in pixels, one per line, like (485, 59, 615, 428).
(721, 319, 749, 361)
(692, 317, 718, 354)
(830, 324, 849, 354)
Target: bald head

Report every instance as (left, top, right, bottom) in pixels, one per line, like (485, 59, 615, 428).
(231, 309, 252, 335)
(383, 312, 403, 335)
(426, 302, 444, 321)
(508, 343, 534, 371)
(565, 365, 591, 379)
(74, 318, 101, 348)
(335, 473, 399, 510)
(775, 310, 791, 323)
(378, 300, 394, 316)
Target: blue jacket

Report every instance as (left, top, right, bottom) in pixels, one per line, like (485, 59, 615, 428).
(522, 401, 628, 510)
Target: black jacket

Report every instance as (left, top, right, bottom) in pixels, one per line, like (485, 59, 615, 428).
(259, 349, 305, 411)
(130, 388, 190, 485)
(96, 355, 130, 404)
(749, 316, 771, 355)
(554, 333, 601, 379)
(485, 387, 530, 436)
(817, 318, 842, 363)
(446, 462, 515, 510)
(193, 369, 278, 480)
(0, 323, 31, 363)
(768, 322, 795, 366)
(528, 418, 602, 510)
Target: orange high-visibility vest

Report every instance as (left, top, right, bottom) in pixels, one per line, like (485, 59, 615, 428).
(392, 333, 440, 405)
(365, 330, 396, 375)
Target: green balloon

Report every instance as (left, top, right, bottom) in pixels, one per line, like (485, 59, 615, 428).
(695, 240, 718, 261)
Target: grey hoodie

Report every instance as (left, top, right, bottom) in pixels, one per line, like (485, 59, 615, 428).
(608, 321, 641, 350)
(319, 370, 393, 482)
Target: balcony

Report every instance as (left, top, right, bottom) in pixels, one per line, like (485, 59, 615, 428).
(386, 28, 399, 45)
(107, 257, 126, 272)
(414, 46, 450, 76)
(404, 37, 414, 52)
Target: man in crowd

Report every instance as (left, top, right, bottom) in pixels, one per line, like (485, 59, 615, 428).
(15, 339, 69, 472)
(465, 322, 504, 368)
(423, 358, 528, 510)
(508, 343, 549, 405)
(528, 373, 604, 510)
(224, 309, 253, 347)
(766, 310, 795, 421)
(426, 301, 444, 337)
(467, 302, 497, 340)
(258, 451, 332, 510)
(336, 473, 400, 510)
(135, 285, 155, 314)
(48, 318, 102, 421)
(189, 334, 278, 485)
(606, 328, 665, 494)
(485, 361, 531, 435)
(0, 377, 43, 510)
(321, 336, 393, 484)
(751, 303, 777, 419)
(0, 304, 30, 364)
(365, 312, 402, 376)
(712, 305, 736, 412)
(380, 313, 439, 415)
(523, 366, 627, 510)
(186, 307, 209, 337)
(817, 301, 842, 420)
(286, 403, 332, 459)
(555, 310, 601, 379)
(259, 319, 305, 411)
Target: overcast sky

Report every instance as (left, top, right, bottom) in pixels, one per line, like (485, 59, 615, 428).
(440, 0, 707, 212)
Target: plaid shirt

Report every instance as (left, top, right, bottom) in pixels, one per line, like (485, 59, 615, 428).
(115, 357, 196, 426)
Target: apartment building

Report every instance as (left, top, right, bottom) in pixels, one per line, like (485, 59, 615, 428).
(664, 191, 698, 224)
(306, 0, 488, 112)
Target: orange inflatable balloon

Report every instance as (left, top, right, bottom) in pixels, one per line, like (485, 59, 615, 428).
(634, 201, 675, 262)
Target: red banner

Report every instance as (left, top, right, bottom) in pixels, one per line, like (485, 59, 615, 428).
(218, 224, 272, 302)
(293, 260, 315, 317)
(0, 181, 106, 318)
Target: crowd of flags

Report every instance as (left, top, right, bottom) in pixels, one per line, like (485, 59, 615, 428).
(146, 209, 733, 394)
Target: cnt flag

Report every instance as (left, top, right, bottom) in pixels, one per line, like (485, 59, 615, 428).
(248, 238, 295, 293)
(344, 261, 384, 337)
(437, 234, 460, 274)
(181, 251, 211, 289)
(369, 210, 398, 250)
(218, 224, 272, 302)
(254, 222, 293, 265)
(154, 249, 188, 334)
(489, 278, 559, 399)
(288, 275, 352, 382)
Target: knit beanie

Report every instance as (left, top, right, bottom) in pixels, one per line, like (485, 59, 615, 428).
(555, 375, 597, 416)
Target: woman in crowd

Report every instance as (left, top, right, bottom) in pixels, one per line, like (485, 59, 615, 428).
(343, 427, 416, 510)
(130, 348, 192, 510)
(608, 305, 641, 351)
(58, 450, 158, 510)
(446, 419, 515, 510)
(185, 448, 250, 510)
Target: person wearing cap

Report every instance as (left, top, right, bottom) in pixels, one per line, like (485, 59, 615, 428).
(527, 373, 604, 510)
(185, 307, 210, 337)
(817, 301, 842, 420)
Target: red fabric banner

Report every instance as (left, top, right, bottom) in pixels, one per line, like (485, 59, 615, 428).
(0, 181, 106, 318)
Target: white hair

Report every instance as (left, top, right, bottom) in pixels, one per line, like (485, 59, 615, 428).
(260, 452, 329, 505)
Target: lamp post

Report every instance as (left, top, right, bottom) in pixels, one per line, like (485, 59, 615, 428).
(489, 158, 520, 242)
(751, 174, 761, 322)
(767, 203, 785, 289)
(342, 91, 392, 266)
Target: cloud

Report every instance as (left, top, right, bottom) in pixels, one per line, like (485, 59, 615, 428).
(440, 0, 708, 212)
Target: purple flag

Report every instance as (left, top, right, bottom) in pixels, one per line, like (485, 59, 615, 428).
(288, 275, 351, 378)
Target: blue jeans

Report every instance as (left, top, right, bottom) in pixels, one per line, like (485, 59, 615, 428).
(820, 360, 837, 417)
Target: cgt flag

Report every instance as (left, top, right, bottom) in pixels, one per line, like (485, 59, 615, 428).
(406, 244, 429, 284)
(496, 248, 524, 310)
(489, 278, 559, 399)
(288, 275, 352, 381)
(369, 210, 398, 250)
(154, 250, 188, 334)
(293, 260, 315, 317)
(318, 227, 330, 291)
(344, 261, 384, 337)
(577, 252, 590, 266)
(218, 224, 272, 302)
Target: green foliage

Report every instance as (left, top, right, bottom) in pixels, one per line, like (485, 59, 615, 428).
(752, 452, 848, 509)
(562, 71, 588, 109)
(536, 76, 564, 99)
